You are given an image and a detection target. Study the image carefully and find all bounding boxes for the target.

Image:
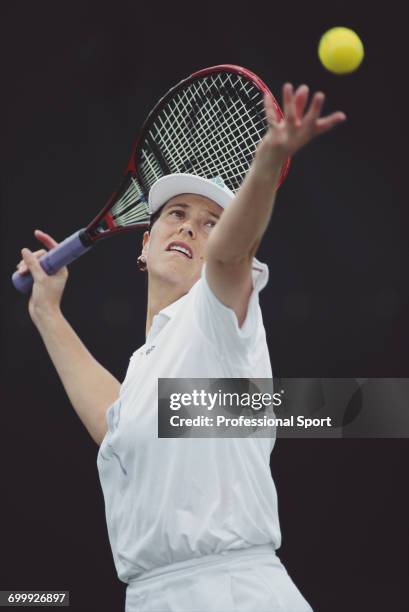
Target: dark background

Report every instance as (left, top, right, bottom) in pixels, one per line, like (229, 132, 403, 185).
(1, 0, 408, 610)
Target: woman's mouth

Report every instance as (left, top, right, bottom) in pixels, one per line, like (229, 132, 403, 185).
(166, 241, 193, 259)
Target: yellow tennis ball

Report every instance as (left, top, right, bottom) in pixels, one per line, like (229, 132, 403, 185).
(318, 27, 364, 74)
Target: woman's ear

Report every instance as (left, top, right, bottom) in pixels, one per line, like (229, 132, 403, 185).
(141, 231, 150, 258)
(137, 231, 150, 272)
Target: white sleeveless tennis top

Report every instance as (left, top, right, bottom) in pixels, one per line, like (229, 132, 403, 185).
(97, 260, 281, 584)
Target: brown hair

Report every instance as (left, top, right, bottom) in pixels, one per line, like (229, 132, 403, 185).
(148, 204, 164, 230)
(137, 205, 165, 272)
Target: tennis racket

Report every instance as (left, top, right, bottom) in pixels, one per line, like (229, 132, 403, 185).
(12, 64, 291, 294)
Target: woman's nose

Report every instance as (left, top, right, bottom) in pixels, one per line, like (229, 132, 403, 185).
(179, 224, 195, 238)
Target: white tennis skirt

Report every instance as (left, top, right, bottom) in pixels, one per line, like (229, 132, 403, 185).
(125, 545, 313, 612)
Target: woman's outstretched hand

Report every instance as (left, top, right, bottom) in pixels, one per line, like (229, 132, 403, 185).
(259, 83, 346, 161)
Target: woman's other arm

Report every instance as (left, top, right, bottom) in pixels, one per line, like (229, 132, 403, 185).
(205, 83, 346, 326)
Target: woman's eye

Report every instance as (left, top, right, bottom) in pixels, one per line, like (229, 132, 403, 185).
(170, 210, 184, 218)
(206, 220, 216, 228)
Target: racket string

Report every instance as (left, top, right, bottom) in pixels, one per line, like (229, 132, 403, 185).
(139, 71, 268, 194)
(190, 75, 263, 183)
(103, 68, 281, 230)
(108, 178, 149, 226)
(184, 74, 264, 180)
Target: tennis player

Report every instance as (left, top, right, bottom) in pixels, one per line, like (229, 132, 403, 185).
(18, 83, 345, 611)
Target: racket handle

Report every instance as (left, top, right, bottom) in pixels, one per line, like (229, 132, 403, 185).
(12, 229, 93, 294)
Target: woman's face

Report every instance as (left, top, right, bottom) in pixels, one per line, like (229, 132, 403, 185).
(140, 193, 223, 290)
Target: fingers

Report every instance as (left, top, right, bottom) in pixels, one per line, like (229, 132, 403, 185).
(314, 112, 347, 135)
(20, 248, 47, 283)
(34, 229, 58, 249)
(303, 91, 326, 126)
(269, 82, 347, 154)
(264, 93, 281, 127)
(281, 83, 346, 130)
(16, 229, 58, 275)
(283, 83, 318, 126)
(17, 249, 47, 274)
(294, 84, 309, 121)
(282, 83, 296, 124)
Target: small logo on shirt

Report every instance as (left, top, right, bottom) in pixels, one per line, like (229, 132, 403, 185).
(145, 345, 156, 356)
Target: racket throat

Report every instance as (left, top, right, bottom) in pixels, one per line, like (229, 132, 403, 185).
(79, 228, 94, 247)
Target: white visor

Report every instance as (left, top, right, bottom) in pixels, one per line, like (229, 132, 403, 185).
(148, 173, 235, 216)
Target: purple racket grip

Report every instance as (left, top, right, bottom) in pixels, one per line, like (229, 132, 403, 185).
(12, 229, 93, 294)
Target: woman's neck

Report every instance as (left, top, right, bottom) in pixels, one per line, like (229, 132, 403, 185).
(145, 278, 187, 339)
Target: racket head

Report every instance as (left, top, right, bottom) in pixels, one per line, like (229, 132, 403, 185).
(87, 65, 290, 241)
